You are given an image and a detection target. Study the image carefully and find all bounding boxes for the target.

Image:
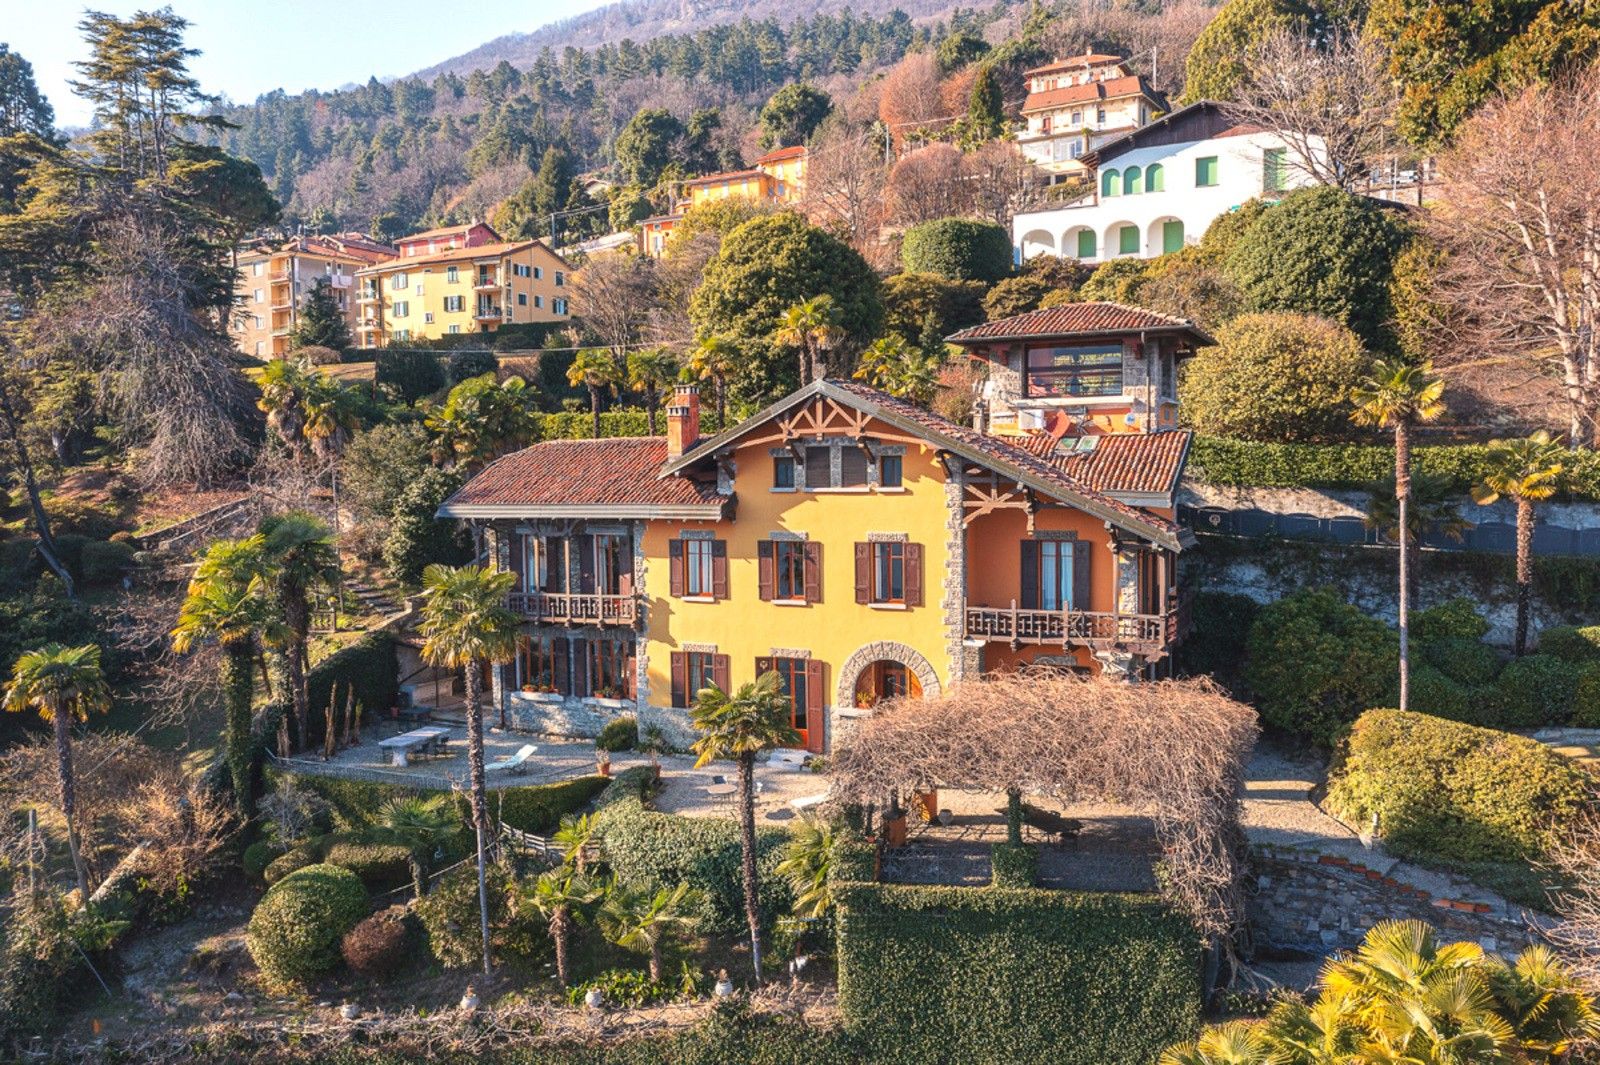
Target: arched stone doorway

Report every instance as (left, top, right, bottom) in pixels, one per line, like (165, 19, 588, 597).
(836, 641, 942, 710)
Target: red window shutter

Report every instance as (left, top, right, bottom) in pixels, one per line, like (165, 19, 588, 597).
(803, 542, 822, 603)
(713, 653, 730, 692)
(625, 654, 637, 698)
(854, 542, 871, 603)
(668, 539, 685, 597)
(1072, 539, 1092, 610)
(508, 532, 526, 592)
(711, 541, 728, 600)
(803, 659, 826, 753)
(906, 543, 924, 607)
(1020, 540, 1040, 610)
(757, 540, 775, 601)
(552, 636, 569, 694)
(670, 651, 686, 708)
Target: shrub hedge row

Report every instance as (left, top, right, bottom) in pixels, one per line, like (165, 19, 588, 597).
(593, 794, 793, 935)
(1326, 709, 1594, 863)
(533, 407, 727, 442)
(1189, 436, 1600, 500)
(834, 882, 1201, 1065)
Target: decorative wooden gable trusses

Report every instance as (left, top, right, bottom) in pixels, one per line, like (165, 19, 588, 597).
(742, 396, 926, 450)
(961, 465, 1040, 532)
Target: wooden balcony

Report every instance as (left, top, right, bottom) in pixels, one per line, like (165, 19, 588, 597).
(508, 591, 638, 626)
(963, 592, 1192, 656)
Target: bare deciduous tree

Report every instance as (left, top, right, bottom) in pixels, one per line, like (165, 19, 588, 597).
(801, 123, 889, 262)
(1224, 29, 1397, 190)
(1428, 67, 1600, 445)
(878, 53, 947, 146)
(569, 253, 657, 359)
(963, 140, 1041, 229)
(887, 143, 969, 227)
(1547, 810, 1600, 990)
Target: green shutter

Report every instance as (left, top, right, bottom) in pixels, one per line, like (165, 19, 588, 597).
(1101, 169, 1119, 197)
(1162, 220, 1184, 254)
(1119, 225, 1140, 256)
(1147, 163, 1164, 192)
(1124, 165, 1142, 195)
(1196, 156, 1218, 187)
(1264, 148, 1286, 192)
(1076, 229, 1097, 259)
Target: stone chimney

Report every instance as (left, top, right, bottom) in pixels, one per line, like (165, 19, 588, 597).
(666, 384, 700, 459)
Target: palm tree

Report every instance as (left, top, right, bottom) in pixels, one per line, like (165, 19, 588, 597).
(1351, 358, 1446, 711)
(300, 374, 362, 462)
(773, 295, 844, 385)
(258, 512, 339, 752)
(417, 562, 518, 978)
(553, 812, 596, 873)
(567, 348, 623, 438)
(172, 536, 275, 817)
(426, 375, 538, 469)
(378, 794, 460, 899)
(1471, 430, 1566, 656)
(256, 358, 311, 453)
(687, 335, 738, 428)
(775, 816, 837, 920)
(525, 864, 601, 987)
(1157, 1021, 1277, 1065)
(689, 669, 799, 982)
(3, 644, 112, 901)
(1485, 944, 1600, 1058)
(1363, 469, 1469, 612)
(598, 881, 698, 983)
(626, 347, 680, 435)
(853, 334, 942, 405)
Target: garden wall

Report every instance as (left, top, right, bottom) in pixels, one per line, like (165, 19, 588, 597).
(833, 882, 1200, 1065)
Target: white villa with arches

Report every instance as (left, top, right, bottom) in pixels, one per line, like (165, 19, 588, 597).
(1012, 101, 1321, 264)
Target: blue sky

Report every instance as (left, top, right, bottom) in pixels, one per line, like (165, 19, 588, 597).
(1, 0, 612, 127)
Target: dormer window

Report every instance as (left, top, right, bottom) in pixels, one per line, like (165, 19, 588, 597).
(1024, 344, 1124, 398)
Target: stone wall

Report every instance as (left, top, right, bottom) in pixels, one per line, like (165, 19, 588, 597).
(504, 692, 631, 740)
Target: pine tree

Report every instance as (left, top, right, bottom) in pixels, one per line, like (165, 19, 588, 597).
(967, 65, 1005, 143)
(288, 279, 352, 352)
(0, 44, 55, 138)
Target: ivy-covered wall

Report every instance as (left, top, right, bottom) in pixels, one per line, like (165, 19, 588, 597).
(834, 882, 1201, 1065)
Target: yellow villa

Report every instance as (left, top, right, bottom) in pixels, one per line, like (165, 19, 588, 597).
(438, 302, 1203, 754)
(354, 222, 573, 346)
(638, 145, 808, 257)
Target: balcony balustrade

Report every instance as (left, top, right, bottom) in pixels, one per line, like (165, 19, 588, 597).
(963, 591, 1192, 653)
(508, 591, 637, 626)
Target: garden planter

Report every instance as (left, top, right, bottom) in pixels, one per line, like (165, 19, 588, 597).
(517, 690, 564, 704)
(910, 789, 938, 823)
(587, 697, 631, 711)
(885, 813, 908, 848)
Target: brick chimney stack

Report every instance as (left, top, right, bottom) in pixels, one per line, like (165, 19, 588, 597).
(666, 383, 700, 458)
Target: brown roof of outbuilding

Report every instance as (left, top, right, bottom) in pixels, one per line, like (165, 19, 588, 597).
(946, 302, 1214, 345)
(1022, 75, 1158, 112)
(1015, 430, 1191, 496)
(1024, 53, 1129, 75)
(755, 145, 807, 164)
(439, 438, 725, 517)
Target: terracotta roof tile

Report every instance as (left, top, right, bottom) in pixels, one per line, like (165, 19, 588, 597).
(946, 302, 1212, 344)
(402, 223, 489, 241)
(357, 240, 551, 272)
(1022, 75, 1156, 112)
(444, 438, 722, 511)
(1025, 53, 1129, 75)
(1016, 430, 1191, 495)
(684, 168, 765, 187)
(755, 145, 807, 164)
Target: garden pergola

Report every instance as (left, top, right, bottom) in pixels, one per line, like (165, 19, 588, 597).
(829, 672, 1259, 944)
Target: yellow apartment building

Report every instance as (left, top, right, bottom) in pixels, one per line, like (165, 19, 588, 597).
(232, 233, 396, 358)
(353, 222, 574, 346)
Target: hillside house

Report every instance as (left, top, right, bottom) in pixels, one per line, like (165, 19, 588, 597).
(1016, 52, 1166, 182)
(437, 302, 1200, 752)
(638, 145, 808, 257)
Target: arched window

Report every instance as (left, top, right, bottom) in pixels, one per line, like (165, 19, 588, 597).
(1123, 166, 1143, 196)
(1073, 228, 1097, 260)
(1146, 163, 1165, 192)
(1161, 219, 1185, 254)
(1100, 169, 1119, 197)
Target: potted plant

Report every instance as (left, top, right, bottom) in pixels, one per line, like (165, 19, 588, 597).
(595, 744, 612, 777)
(640, 724, 666, 785)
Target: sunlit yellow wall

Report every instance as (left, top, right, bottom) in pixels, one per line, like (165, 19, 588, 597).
(357, 244, 571, 343)
(639, 421, 955, 743)
(686, 173, 770, 207)
(763, 156, 806, 200)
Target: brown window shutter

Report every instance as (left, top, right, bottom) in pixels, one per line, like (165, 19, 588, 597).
(757, 540, 775, 601)
(1020, 540, 1040, 610)
(713, 654, 730, 692)
(552, 635, 569, 694)
(803, 659, 826, 753)
(755, 655, 775, 680)
(854, 542, 871, 604)
(576, 534, 596, 594)
(906, 543, 924, 607)
(803, 541, 822, 603)
(1072, 540, 1092, 610)
(711, 540, 728, 600)
(625, 654, 637, 699)
(509, 532, 526, 591)
(670, 651, 686, 708)
(668, 539, 685, 597)
(571, 638, 589, 697)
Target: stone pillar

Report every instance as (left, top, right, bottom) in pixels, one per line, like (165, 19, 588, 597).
(1117, 549, 1141, 615)
(942, 461, 972, 684)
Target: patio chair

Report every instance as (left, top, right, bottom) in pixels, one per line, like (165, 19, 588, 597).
(487, 743, 538, 775)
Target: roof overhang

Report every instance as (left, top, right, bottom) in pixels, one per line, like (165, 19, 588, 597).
(1081, 100, 1215, 171)
(659, 380, 1186, 552)
(948, 325, 1216, 348)
(436, 502, 730, 521)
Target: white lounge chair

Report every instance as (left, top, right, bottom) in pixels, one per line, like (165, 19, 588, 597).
(790, 792, 828, 814)
(486, 743, 537, 775)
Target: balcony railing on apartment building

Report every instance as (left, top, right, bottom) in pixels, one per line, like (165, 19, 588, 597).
(963, 591, 1192, 654)
(508, 592, 638, 626)
(475, 305, 506, 321)
(473, 274, 501, 291)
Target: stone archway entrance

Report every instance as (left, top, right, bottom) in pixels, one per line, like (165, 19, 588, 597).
(836, 641, 942, 711)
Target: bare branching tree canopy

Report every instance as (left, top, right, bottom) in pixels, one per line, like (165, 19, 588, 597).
(1224, 29, 1397, 190)
(830, 673, 1259, 942)
(1429, 66, 1600, 446)
(887, 143, 969, 227)
(801, 124, 889, 263)
(570, 253, 657, 358)
(1547, 811, 1600, 991)
(963, 140, 1041, 229)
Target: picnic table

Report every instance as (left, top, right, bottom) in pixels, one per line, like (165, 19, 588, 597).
(377, 725, 451, 767)
(395, 703, 433, 724)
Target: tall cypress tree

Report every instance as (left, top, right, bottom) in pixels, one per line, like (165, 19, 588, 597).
(967, 65, 1005, 143)
(288, 279, 353, 352)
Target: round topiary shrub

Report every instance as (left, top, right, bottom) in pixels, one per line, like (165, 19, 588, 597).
(296, 345, 342, 367)
(447, 349, 498, 384)
(1491, 654, 1580, 728)
(242, 840, 287, 882)
(1422, 637, 1503, 688)
(247, 863, 369, 988)
(1538, 625, 1600, 664)
(900, 218, 1013, 284)
(415, 863, 519, 969)
(324, 837, 413, 892)
(263, 843, 320, 885)
(596, 715, 639, 753)
(1408, 664, 1478, 724)
(1413, 598, 1491, 646)
(340, 906, 414, 978)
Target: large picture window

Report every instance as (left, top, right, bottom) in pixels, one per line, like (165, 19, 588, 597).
(516, 635, 564, 693)
(1024, 344, 1123, 398)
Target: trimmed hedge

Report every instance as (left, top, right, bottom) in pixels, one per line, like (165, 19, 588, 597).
(247, 864, 369, 988)
(533, 407, 727, 442)
(834, 883, 1200, 1064)
(594, 795, 793, 934)
(1541, 625, 1600, 663)
(1326, 710, 1593, 864)
(990, 842, 1037, 887)
(1189, 436, 1600, 501)
(323, 837, 414, 892)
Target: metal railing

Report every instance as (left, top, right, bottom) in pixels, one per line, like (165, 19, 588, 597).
(507, 591, 638, 625)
